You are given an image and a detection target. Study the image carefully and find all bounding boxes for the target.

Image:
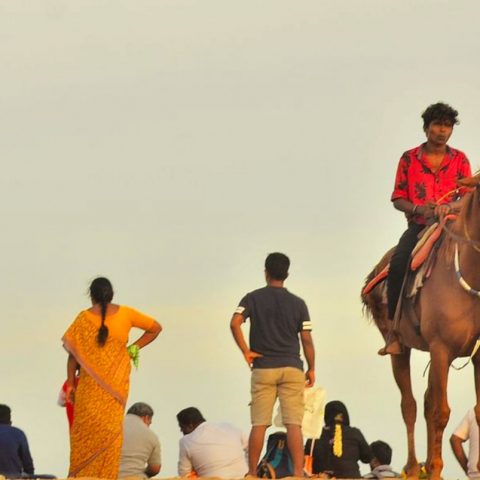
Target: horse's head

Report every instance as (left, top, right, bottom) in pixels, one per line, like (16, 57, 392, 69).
(457, 174, 480, 204)
(455, 174, 480, 233)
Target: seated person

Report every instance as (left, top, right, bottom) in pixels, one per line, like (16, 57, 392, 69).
(305, 400, 372, 478)
(177, 407, 248, 478)
(0, 404, 34, 479)
(364, 440, 400, 478)
(119, 402, 161, 478)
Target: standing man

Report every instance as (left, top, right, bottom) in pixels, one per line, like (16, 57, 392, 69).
(450, 409, 480, 479)
(380, 102, 472, 355)
(230, 252, 315, 477)
(0, 404, 34, 478)
(119, 402, 161, 479)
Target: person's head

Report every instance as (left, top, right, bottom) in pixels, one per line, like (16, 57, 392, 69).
(422, 102, 459, 130)
(422, 102, 459, 146)
(370, 440, 393, 467)
(89, 277, 114, 346)
(324, 400, 350, 427)
(0, 404, 12, 425)
(127, 402, 154, 427)
(265, 252, 290, 282)
(176, 407, 206, 435)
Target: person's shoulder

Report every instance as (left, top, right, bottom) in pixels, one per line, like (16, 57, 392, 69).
(9, 425, 28, 439)
(447, 145, 467, 157)
(402, 145, 422, 158)
(216, 421, 241, 432)
(145, 426, 161, 444)
(250, 286, 269, 295)
(244, 286, 269, 299)
(118, 305, 146, 318)
(348, 425, 365, 436)
(283, 289, 307, 305)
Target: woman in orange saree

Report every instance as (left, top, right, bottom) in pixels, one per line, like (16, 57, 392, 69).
(62, 277, 162, 479)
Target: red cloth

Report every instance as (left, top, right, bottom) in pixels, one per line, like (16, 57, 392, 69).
(391, 143, 471, 224)
(61, 378, 78, 429)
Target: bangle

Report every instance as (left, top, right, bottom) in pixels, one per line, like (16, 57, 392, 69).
(412, 205, 418, 215)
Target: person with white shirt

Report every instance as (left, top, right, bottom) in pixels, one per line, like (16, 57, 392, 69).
(177, 407, 248, 478)
(450, 408, 480, 479)
(119, 402, 161, 478)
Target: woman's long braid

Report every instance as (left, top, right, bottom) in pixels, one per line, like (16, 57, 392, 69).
(97, 298, 109, 346)
(90, 277, 114, 347)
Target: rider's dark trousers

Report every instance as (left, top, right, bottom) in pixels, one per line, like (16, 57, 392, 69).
(387, 223, 424, 320)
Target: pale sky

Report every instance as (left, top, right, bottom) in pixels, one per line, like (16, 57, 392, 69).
(2, 1, 480, 478)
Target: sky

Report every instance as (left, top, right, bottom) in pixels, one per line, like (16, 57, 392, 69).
(2, 0, 480, 478)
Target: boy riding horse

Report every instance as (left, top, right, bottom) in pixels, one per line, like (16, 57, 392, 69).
(380, 102, 472, 355)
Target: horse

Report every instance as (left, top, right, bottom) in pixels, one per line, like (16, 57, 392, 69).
(362, 175, 480, 480)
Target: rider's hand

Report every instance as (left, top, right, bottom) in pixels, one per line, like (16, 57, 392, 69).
(434, 204, 452, 220)
(418, 204, 435, 219)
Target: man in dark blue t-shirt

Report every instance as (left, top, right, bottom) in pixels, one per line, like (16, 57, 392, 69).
(230, 252, 315, 477)
(0, 404, 34, 478)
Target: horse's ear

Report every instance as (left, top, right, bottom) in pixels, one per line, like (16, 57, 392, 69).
(457, 175, 480, 187)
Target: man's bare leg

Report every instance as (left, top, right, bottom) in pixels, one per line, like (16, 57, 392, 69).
(286, 423, 304, 477)
(248, 425, 268, 476)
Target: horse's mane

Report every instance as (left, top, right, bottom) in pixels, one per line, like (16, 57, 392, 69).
(441, 175, 479, 260)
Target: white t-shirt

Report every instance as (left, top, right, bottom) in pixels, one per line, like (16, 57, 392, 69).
(453, 409, 480, 478)
(178, 421, 248, 478)
(119, 414, 161, 478)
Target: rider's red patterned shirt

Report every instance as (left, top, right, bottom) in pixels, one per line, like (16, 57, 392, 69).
(391, 143, 471, 224)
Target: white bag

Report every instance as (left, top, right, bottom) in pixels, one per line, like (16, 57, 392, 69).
(273, 386, 326, 438)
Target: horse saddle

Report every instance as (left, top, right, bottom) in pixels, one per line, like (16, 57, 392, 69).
(362, 214, 457, 296)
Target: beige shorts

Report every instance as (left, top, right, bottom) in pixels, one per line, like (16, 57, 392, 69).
(250, 367, 305, 426)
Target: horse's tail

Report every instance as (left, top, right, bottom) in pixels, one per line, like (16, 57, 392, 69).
(361, 268, 378, 321)
(361, 247, 395, 324)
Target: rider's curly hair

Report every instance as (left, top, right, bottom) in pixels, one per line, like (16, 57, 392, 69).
(422, 102, 459, 129)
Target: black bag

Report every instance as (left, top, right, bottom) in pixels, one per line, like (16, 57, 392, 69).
(256, 431, 293, 479)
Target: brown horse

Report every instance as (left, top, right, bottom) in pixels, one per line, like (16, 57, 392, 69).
(362, 176, 480, 480)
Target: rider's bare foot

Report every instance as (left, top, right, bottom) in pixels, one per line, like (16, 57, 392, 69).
(378, 338, 403, 356)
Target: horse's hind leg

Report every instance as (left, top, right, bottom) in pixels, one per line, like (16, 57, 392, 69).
(424, 345, 451, 480)
(391, 348, 419, 479)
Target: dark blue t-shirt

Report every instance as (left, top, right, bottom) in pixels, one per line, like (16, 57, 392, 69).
(0, 424, 34, 477)
(236, 286, 311, 369)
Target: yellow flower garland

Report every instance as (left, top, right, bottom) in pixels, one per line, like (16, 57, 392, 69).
(333, 424, 343, 457)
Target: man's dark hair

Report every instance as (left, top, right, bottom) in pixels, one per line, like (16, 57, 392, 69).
(176, 407, 206, 427)
(370, 440, 392, 465)
(265, 252, 290, 281)
(422, 102, 459, 129)
(127, 402, 154, 418)
(0, 404, 11, 424)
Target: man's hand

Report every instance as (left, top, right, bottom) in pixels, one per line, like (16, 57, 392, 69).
(305, 369, 315, 388)
(418, 203, 436, 219)
(243, 350, 263, 369)
(435, 203, 452, 220)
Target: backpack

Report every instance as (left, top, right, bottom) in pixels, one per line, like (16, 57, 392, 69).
(256, 431, 293, 479)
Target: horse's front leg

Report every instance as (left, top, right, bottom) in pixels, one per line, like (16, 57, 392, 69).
(424, 345, 451, 480)
(391, 348, 419, 479)
(472, 349, 480, 473)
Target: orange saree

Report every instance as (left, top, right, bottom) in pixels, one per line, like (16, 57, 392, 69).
(63, 311, 131, 479)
